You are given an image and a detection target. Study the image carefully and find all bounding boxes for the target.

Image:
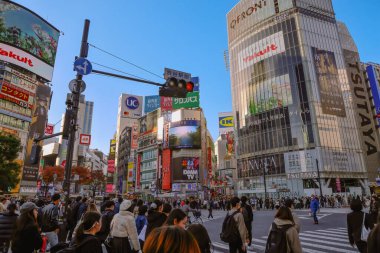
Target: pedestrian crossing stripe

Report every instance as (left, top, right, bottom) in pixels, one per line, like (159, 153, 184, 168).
(212, 227, 355, 253)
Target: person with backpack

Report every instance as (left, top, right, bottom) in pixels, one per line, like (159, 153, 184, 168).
(41, 193, 61, 249)
(240, 196, 253, 247)
(220, 197, 248, 253)
(265, 206, 302, 253)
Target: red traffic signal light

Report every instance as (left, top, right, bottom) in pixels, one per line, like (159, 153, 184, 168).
(186, 81, 194, 92)
(159, 77, 188, 98)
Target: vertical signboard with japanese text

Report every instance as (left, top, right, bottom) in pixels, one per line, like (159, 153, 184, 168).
(161, 149, 171, 190)
(366, 65, 380, 125)
(144, 95, 160, 114)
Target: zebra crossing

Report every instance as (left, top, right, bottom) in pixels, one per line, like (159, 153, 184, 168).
(212, 227, 356, 253)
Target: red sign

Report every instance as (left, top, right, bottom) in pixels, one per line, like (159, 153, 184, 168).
(0, 92, 33, 109)
(131, 123, 138, 149)
(162, 149, 171, 190)
(207, 147, 212, 178)
(61, 160, 66, 167)
(136, 154, 141, 189)
(45, 123, 54, 135)
(79, 134, 91, 145)
(160, 97, 173, 111)
(106, 184, 114, 193)
(336, 178, 341, 192)
(107, 160, 115, 173)
(1, 82, 30, 102)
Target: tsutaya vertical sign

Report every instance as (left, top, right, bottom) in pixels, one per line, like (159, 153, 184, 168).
(343, 49, 380, 182)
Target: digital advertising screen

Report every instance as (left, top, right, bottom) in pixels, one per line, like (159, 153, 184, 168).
(169, 120, 201, 149)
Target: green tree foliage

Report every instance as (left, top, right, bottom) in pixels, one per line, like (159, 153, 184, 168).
(0, 134, 21, 193)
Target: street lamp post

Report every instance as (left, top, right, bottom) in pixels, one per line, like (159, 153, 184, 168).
(316, 159, 323, 197)
(263, 164, 268, 199)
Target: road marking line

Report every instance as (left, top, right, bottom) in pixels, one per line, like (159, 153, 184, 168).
(303, 231, 348, 238)
(316, 230, 347, 235)
(300, 241, 357, 253)
(299, 236, 352, 248)
(298, 233, 349, 242)
(212, 242, 258, 253)
(326, 228, 347, 232)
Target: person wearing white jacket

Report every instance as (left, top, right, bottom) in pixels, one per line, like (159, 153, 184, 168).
(110, 200, 141, 253)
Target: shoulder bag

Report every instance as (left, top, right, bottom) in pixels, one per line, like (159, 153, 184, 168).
(360, 212, 370, 242)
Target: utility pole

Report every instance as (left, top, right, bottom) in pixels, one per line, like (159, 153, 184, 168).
(63, 19, 90, 200)
(316, 159, 323, 197)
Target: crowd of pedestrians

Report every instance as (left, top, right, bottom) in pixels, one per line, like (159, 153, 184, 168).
(0, 192, 379, 253)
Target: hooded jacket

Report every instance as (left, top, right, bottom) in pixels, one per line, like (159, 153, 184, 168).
(110, 210, 140, 250)
(145, 210, 167, 239)
(272, 218, 302, 253)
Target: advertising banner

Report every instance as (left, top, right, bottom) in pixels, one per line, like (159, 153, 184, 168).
(225, 131, 235, 159)
(127, 161, 134, 182)
(218, 112, 234, 134)
(238, 31, 286, 72)
(139, 109, 158, 135)
(312, 47, 346, 117)
(237, 154, 285, 178)
(160, 97, 172, 111)
(169, 120, 201, 149)
(172, 157, 199, 181)
(107, 160, 115, 173)
(21, 166, 38, 181)
(343, 49, 380, 182)
(136, 154, 141, 189)
(248, 74, 292, 115)
(227, 0, 276, 43)
(172, 92, 199, 109)
(131, 122, 139, 149)
(162, 149, 171, 190)
(106, 184, 114, 193)
(44, 123, 54, 135)
(245, 106, 290, 130)
(284, 150, 316, 174)
(191, 77, 200, 92)
(120, 94, 143, 118)
(144, 95, 160, 114)
(366, 65, 380, 125)
(1, 80, 33, 103)
(109, 139, 116, 160)
(8, 69, 37, 94)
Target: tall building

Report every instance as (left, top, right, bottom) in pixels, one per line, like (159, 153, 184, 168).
(227, 0, 379, 197)
(0, 0, 60, 195)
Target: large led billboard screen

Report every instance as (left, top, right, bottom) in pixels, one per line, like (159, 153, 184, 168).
(0, 0, 60, 80)
(172, 157, 199, 181)
(169, 120, 201, 149)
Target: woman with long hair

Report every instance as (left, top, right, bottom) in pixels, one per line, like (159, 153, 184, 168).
(165, 209, 188, 229)
(143, 225, 201, 253)
(87, 202, 99, 213)
(187, 224, 211, 253)
(73, 211, 102, 252)
(11, 202, 42, 253)
(266, 206, 302, 253)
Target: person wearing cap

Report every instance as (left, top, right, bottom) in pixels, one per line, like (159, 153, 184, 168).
(11, 202, 42, 253)
(110, 200, 141, 252)
(40, 193, 61, 249)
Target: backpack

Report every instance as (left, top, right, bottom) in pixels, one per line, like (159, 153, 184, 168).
(56, 236, 95, 253)
(265, 222, 293, 253)
(220, 211, 240, 243)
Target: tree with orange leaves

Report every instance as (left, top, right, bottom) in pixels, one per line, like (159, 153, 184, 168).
(88, 170, 106, 197)
(71, 166, 91, 184)
(40, 166, 64, 196)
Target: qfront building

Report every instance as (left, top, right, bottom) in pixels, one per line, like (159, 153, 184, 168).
(227, 0, 380, 197)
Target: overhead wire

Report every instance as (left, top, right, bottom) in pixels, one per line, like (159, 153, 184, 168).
(91, 61, 154, 82)
(88, 43, 164, 80)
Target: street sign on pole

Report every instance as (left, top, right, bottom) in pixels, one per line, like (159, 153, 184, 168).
(74, 57, 92, 75)
(69, 79, 86, 93)
(79, 134, 91, 145)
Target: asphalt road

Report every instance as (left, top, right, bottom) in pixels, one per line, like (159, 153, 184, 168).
(197, 208, 358, 253)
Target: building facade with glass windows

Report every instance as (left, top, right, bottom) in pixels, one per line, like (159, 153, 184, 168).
(227, 0, 377, 197)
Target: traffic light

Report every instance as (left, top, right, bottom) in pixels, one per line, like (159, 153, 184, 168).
(62, 109, 73, 139)
(159, 77, 194, 98)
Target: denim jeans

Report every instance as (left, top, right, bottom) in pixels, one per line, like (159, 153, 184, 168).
(45, 231, 59, 249)
(312, 210, 318, 223)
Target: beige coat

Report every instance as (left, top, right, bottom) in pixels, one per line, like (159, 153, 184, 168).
(272, 218, 302, 253)
(110, 210, 140, 250)
(231, 207, 248, 244)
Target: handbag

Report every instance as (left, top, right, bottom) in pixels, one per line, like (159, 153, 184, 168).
(360, 212, 370, 242)
(138, 224, 147, 242)
(104, 218, 115, 251)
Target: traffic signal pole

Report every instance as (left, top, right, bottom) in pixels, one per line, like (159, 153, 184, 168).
(63, 19, 90, 200)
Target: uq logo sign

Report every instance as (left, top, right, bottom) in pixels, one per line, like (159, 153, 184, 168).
(126, 96, 140, 110)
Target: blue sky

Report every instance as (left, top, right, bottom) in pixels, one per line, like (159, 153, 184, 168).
(13, 0, 380, 154)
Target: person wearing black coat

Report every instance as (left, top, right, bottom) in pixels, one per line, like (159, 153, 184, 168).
(145, 200, 167, 240)
(0, 203, 18, 252)
(96, 201, 115, 242)
(346, 199, 370, 253)
(367, 211, 380, 253)
(11, 202, 42, 253)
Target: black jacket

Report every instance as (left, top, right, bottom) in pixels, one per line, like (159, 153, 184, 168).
(76, 234, 102, 253)
(347, 211, 370, 245)
(367, 226, 380, 253)
(145, 211, 167, 239)
(96, 209, 115, 242)
(0, 212, 18, 249)
(41, 203, 59, 232)
(11, 224, 42, 253)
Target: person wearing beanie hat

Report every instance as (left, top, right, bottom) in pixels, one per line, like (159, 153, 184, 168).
(11, 202, 42, 253)
(110, 200, 141, 252)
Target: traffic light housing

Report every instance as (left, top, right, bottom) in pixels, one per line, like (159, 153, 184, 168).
(62, 109, 73, 139)
(159, 77, 194, 98)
